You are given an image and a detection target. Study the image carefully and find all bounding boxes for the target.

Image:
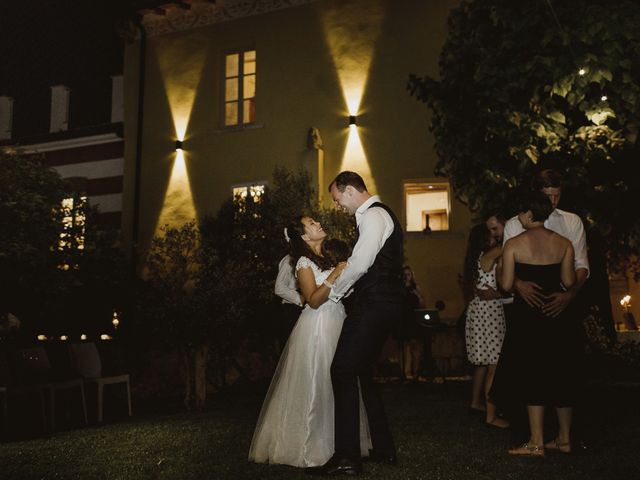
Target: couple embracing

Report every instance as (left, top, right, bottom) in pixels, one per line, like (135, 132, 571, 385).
(249, 171, 404, 476)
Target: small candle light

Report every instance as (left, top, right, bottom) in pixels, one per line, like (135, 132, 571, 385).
(620, 295, 632, 310)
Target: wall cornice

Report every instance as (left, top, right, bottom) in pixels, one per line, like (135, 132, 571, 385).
(141, 0, 319, 37)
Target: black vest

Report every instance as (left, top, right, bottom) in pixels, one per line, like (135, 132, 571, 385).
(351, 202, 404, 302)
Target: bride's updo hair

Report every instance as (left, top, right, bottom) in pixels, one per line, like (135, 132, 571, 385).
(286, 216, 335, 272)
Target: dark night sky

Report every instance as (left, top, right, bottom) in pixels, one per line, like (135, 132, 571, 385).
(0, 0, 128, 139)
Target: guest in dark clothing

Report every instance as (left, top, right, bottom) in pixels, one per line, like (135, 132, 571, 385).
(400, 266, 425, 381)
(492, 191, 580, 456)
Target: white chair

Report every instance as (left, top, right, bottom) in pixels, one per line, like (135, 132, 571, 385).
(17, 347, 88, 431)
(70, 342, 132, 423)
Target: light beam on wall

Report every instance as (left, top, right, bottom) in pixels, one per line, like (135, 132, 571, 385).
(321, 0, 385, 194)
(151, 37, 206, 232)
(155, 147, 197, 233)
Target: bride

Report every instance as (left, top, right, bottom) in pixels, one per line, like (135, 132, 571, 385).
(249, 216, 371, 467)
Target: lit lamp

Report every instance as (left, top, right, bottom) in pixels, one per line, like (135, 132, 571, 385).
(60, 335, 68, 341)
(80, 334, 87, 341)
(620, 295, 637, 331)
(37, 334, 48, 341)
(112, 310, 120, 330)
(100, 334, 113, 341)
(175, 139, 184, 151)
(348, 115, 357, 127)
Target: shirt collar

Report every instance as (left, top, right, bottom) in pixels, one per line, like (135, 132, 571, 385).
(355, 195, 380, 225)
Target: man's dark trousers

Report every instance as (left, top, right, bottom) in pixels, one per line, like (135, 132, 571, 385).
(331, 296, 398, 458)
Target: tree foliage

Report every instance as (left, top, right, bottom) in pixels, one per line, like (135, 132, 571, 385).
(408, 0, 640, 275)
(0, 148, 130, 336)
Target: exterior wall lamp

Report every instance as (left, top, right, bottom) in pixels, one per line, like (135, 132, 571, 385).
(348, 115, 357, 126)
(175, 139, 184, 151)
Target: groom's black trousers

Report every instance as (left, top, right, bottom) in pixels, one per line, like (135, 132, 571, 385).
(331, 298, 399, 458)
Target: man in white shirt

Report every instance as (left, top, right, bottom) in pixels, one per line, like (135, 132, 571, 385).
(309, 172, 402, 476)
(274, 254, 303, 351)
(503, 169, 589, 317)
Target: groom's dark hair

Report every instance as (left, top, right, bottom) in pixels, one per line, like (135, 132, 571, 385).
(329, 171, 367, 193)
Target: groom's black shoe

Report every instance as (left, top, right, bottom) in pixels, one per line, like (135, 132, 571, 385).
(364, 449, 398, 465)
(305, 455, 363, 476)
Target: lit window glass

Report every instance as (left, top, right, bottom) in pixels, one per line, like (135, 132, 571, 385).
(224, 49, 256, 126)
(404, 181, 451, 232)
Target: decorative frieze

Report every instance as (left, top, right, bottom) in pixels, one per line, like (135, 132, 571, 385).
(141, 0, 319, 37)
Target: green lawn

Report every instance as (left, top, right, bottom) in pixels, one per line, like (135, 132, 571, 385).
(1, 381, 638, 480)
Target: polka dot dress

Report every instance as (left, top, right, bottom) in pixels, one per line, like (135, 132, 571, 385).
(465, 254, 506, 365)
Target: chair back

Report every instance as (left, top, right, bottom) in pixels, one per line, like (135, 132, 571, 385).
(16, 347, 52, 383)
(70, 343, 102, 379)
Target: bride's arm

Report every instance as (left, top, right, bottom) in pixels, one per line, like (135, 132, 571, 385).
(298, 263, 346, 309)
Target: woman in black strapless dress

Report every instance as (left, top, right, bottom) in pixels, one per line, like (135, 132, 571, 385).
(491, 192, 579, 457)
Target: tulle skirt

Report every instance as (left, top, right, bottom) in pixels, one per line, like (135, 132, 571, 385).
(248, 301, 371, 467)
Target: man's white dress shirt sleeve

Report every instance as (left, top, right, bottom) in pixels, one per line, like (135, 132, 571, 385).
(274, 255, 302, 306)
(502, 216, 523, 245)
(329, 197, 394, 302)
(564, 212, 590, 275)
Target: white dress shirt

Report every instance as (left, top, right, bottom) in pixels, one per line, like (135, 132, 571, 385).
(503, 208, 589, 275)
(329, 195, 394, 302)
(274, 255, 303, 306)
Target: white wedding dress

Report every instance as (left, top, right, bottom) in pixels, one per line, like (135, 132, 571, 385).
(248, 256, 371, 467)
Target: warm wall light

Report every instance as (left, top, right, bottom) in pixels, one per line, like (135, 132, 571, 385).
(175, 139, 184, 151)
(80, 334, 87, 340)
(348, 115, 357, 126)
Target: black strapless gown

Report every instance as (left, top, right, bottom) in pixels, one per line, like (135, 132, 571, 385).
(490, 263, 584, 408)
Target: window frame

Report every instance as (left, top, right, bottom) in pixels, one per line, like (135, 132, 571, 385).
(231, 181, 268, 203)
(403, 179, 452, 234)
(222, 46, 257, 128)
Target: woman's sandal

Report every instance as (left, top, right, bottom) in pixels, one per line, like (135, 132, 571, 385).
(544, 438, 572, 454)
(508, 443, 545, 457)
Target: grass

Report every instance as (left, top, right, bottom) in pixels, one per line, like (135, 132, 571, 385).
(1, 380, 638, 480)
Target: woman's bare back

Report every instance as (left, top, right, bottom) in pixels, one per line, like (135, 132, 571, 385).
(510, 228, 570, 265)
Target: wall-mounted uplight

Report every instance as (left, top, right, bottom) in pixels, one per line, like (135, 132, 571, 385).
(348, 115, 357, 127)
(175, 139, 184, 151)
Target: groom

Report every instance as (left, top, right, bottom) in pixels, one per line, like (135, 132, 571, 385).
(310, 171, 404, 476)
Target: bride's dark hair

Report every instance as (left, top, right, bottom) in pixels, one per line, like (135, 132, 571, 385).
(286, 216, 335, 272)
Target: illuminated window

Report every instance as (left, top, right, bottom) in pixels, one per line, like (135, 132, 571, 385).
(224, 49, 256, 126)
(404, 181, 451, 233)
(232, 183, 265, 203)
(59, 195, 86, 251)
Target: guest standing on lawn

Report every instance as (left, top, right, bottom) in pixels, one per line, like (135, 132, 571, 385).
(462, 223, 508, 428)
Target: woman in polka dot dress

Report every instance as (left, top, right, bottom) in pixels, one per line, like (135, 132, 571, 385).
(462, 223, 508, 428)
